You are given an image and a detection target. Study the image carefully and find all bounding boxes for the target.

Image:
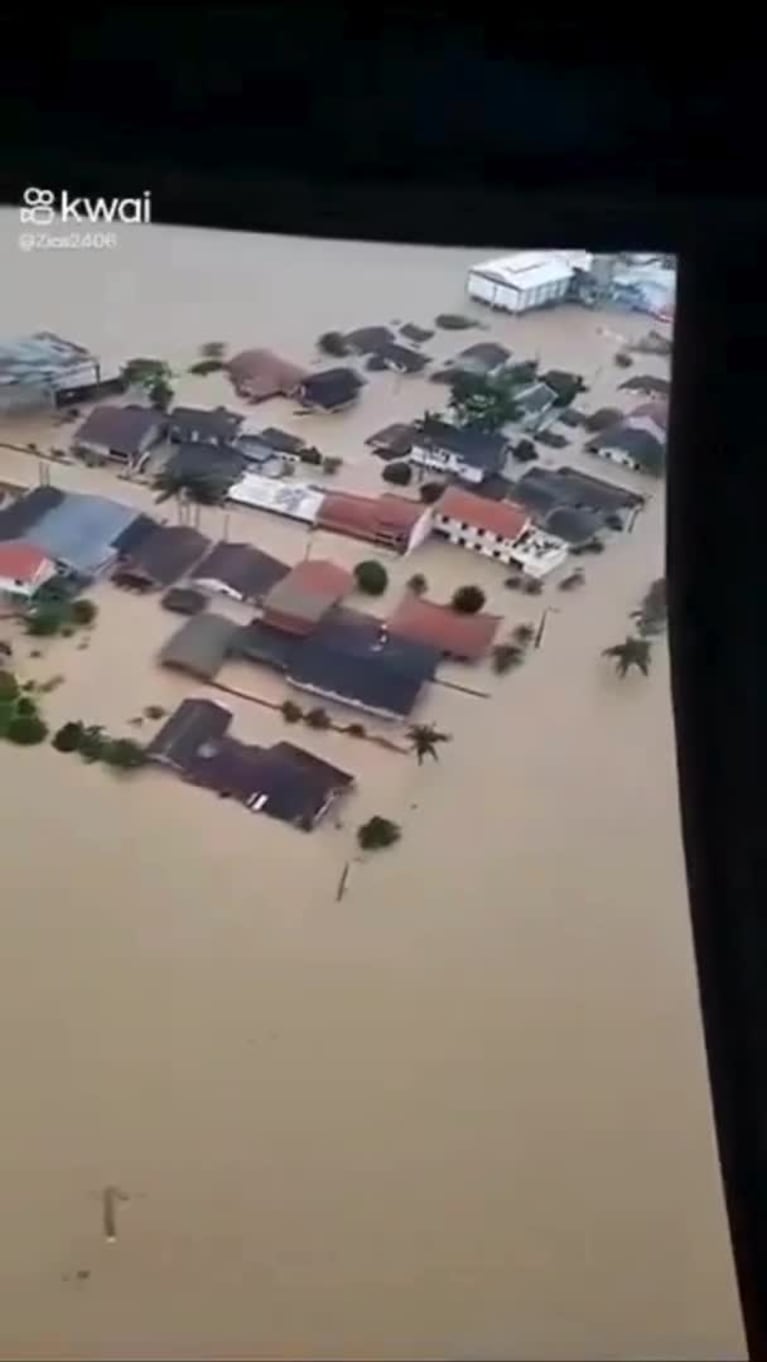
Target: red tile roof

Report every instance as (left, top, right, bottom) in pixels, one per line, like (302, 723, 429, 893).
(317, 490, 424, 544)
(435, 486, 529, 541)
(227, 349, 306, 399)
(387, 594, 501, 660)
(281, 558, 354, 597)
(0, 541, 51, 582)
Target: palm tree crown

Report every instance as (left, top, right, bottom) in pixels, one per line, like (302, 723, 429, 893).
(602, 635, 652, 678)
(407, 723, 451, 764)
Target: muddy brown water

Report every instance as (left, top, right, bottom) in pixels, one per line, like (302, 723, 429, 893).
(0, 216, 744, 1359)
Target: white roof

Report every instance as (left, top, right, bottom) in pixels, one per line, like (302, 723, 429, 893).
(227, 472, 323, 524)
(469, 250, 575, 292)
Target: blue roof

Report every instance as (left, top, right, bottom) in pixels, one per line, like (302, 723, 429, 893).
(20, 491, 145, 576)
(289, 640, 426, 718)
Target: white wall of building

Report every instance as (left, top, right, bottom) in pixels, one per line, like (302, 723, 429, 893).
(0, 559, 57, 601)
(410, 445, 484, 485)
(433, 513, 567, 578)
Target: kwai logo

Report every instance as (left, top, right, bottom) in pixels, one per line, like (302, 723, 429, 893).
(20, 188, 152, 226)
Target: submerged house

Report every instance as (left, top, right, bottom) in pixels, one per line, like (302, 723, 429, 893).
(159, 613, 239, 682)
(513, 466, 644, 520)
(316, 490, 434, 555)
(587, 421, 665, 475)
(367, 342, 429, 375)
(298, 368, 363, 412)
(387, 593, 501, 662)
(466, 252, 575, 314)
(167, 406, 243, 446)
(0, 542, 57, 606)
(226, 349, 306, 403)
(113, 525, 210, 590)
(409, 418, 507, 486)
(0, 332, 100, 414)
(510, 381, 558, 433)
(191, 541, 289, 603)
(433, 485, 567, 578)
(261, 559, 353, 637)
(453, 342, 510, 375)
(287, 613, 439, 721)
(72, 403, 166, 467)
(146, 698, 353, 830)
(0, 488, 152, 580)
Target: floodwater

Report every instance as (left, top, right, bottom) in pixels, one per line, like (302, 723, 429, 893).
(0, 214, 745, 1360)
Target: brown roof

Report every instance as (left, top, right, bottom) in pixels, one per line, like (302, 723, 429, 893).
(630, 399, 669, 429)
(262, 558, 353, 624)
(227, 349, 306, 400)
(387, 595, 501, 660)
(317, 491, 424, 545)
(435, 486, 530, 541)
(116, 525, 210, 587)
(74, 403, 163, 456)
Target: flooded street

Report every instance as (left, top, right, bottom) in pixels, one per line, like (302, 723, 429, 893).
(0, 215, 745, 1359)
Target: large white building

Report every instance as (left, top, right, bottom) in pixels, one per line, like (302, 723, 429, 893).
(466, 251, 577, 315)
(433, 486, 568, 579)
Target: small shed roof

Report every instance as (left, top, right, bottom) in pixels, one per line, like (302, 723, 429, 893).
(300, 368, 363, 410)
(160, 613, 238, 680)
(226, 349, 306, 399)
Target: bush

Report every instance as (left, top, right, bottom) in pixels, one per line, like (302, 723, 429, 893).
(354, 560, 389, 596)
(381, 460, 413, 487)
(299, 446, 322, 466)
(407, 573, 428, 596)
(346, 722, 367, 738)
(322, 455, 343, 475)
(6, 713, 48, 745)
(318, 331, 349, 357)
(26, 606, 65, 637)
(70, 598, 98, 626)
(103, 738, 147, 770)
(305, 706, 331, 730)
(419, 481, 444, 504)
(451, 585, 486, 614)
(144, 704, 167, 720)
(492, 643, 525, 674)
(357, 816, 401, 851)
(513, 623, 535, 647)
(280, 699, 303, 724)
(512, 439, 538, 463)
(188, 359, 224, 375)
(0, 702, 15, 737)
(614, 352, 633, 368)
(16, 695, 38, 717)
(522, 577, 544, 596)
(53, 721, 85, 753)
(61, 626, 74, 638)
(78, 724, 107, 762)
(0, 670, 19, 702)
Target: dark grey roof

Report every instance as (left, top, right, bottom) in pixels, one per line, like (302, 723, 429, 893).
(400, 323, 434, 343)
(232, 620, 302, 671)
(370, 342, 429, 374)
(160, 613, 239, 680)
(345, 326, 395, 353)
(191, 541, 289, 600)
(300, 368, 363, 409)
(516, 466, 644, 515)
(190, 738, 352, 827)
(456, 342, 510, 369)
(112, 512, 159, 556)
(289, 639, 427, 718)
(312, 613, 440, 681)
(117, 525, 210, 586)
(594, 424, 665, 468)
(0, 486, 64, 541)
(168, 406, 243, 441)
(146, 697, 231, 769)
(515, 381, 558, 414)
(162, 587, 208, 615)
(416, 418, 507, 472)
(165, 442, 246, 487)
(543, 505, 601, 545)
(365, 422, 414, 455)
(73, 404, 164, 456)
(257, 427, 307, 455)
(618, 374, 671, 395)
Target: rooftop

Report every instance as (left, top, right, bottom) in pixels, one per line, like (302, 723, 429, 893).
(469, 251, 575, 292)
(168, 405, 244, 440)
(73, 403, 164, 457)
(0, 541, 52, 582)
(455, 342, 511, 370)
(13, 490, 146, 578)
(387, 594, 501, 661)
(159, 613, 239, 681)
(365, 422, 415, 456)
(226, 349, 306, 399)
(345, 326, 395, 354)
(191, 540, 289, 601)
(145, 697, 231, 769)
(115, 525, 210, 587)
(263, 559, 353, 624)
(514, 466, 644, 515)
(300, 368, 364, 410)
(370, 342, 429, 374)
(435, 485, 530, 541)
(0, 332, 98, 388)
(227, 472, 324, 524)
(415, 417, 507, 472)
(317, 490, 425, 545)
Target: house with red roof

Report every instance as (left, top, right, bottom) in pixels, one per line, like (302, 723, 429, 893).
(433, 485, 568, 579)
(261, 559, 353, 637)
(387, 593, 501, 662)
(0, 541, 57, 605)
(316, 490, 433, 555)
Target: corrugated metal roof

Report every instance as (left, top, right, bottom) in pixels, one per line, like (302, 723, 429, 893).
(469, 251, 574, 292)
(19, 491, 145, 576)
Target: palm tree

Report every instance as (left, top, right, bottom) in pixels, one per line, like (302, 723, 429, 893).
(602, 635, 652, 678)
(407, 722, 450, 765)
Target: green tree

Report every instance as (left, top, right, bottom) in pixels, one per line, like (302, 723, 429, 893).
(103, 738, 148, 770)
(120, 357, 172, 392)
(382, 460, 413, 486)
(602, 635, 652, 678)
(149, 378, 175, 411)
(448, 370, 521, 432)
(407, 573, 428, 596)
(305, 706, 331, 730)
(451, 584, 486, 614)
(407, 723, 450, 766)
(346, 722, 367, 738)
(354, 560, 389, 596)
(0, 670, 19, 702)
(70, 598, 98, 626)
(357, 816, 401, 851)
(6, 713, 48, 745)
(322, 455, 343, 475)
(318, 331, 349, 358)
(491, 642, 525, 674)
(280, 699, 303, 724)
(419, 481, 444, 504)
(52, 721, 85, 753)
(512, 622, 535, 647)
(25, 604, 66, 636)
(16, 695, 38, 717)
(78, 724, 108, 762)
(632, 578, 667, 637)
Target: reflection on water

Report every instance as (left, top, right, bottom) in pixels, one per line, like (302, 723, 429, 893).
(0, 217, 744, 1360)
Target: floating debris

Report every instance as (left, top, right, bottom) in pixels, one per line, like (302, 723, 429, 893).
(435, 313, 475, 331)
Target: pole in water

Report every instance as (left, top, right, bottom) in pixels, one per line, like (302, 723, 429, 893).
(102, 1186, 128, 1243)
(336, 861, 350, 902)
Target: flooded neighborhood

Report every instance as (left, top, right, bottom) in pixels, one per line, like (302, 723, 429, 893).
(0, 214, 744, 1360)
